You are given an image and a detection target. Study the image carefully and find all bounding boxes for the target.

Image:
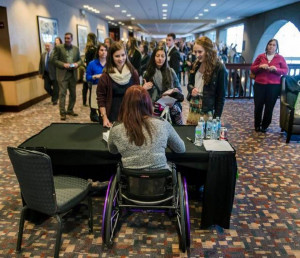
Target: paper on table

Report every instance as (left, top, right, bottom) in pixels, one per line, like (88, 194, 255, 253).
(156, 96, 177, 107)
(203, 140, 234, 152)
(102, 130, 110, 142)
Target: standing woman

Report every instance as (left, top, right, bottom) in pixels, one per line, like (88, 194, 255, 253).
(143, 46, 184, 125)
(140, 43, 150, 76)
(83, 33, 98, 106)
(186, 36, 227, 125)
(104, 37, 114, 49)
(54, 37, 62, 46)
(86, 43, 107, 122)
(251, 39, 288, 132)
(97, 42, 140, 128)
(127, 37, 142, 75)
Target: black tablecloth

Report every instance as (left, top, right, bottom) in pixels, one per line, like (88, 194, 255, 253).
(19, 123, 237, 229)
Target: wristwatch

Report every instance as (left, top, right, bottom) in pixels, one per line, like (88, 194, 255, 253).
(100, 113, 106, 117)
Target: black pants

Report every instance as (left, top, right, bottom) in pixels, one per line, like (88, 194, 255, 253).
(82, 82, 89, 105)
(254, 82, 281, 129)
(43, 72, 59, 103)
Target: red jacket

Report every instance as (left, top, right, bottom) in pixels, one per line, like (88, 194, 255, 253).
(251, 53, 288, 85)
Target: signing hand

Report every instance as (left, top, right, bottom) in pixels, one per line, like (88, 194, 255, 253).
(268, 66, 277, 72)
(92, 74, 102, 79)
(142, 79, 153, 90)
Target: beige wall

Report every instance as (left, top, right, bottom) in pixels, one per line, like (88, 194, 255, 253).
(0, 0, 108, 106)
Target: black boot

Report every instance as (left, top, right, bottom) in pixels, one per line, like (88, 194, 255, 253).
(90, 108, 99, 122)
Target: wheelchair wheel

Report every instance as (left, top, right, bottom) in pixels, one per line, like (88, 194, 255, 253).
(183, 176, 191, 248)
(177, 173, 187, 252)
(102, 175, 120, 247)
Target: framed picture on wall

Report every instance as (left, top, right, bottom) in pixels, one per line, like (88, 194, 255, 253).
(77, 24, 88, 56)
(37, 16, 58, 53)
(97, 28, 105, 43)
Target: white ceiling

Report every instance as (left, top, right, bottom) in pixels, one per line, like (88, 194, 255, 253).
(59, 0, 299, 37)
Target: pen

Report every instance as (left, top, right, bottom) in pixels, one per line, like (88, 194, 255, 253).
(186, 137, 193, 143)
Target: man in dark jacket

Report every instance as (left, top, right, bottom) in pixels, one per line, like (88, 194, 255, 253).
(39, 43, 58, 105)
(166, 33, 181, 80)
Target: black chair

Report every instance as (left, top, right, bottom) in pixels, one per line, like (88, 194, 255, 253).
(7, 147, 93, 258)
(280, 75, 300, 143)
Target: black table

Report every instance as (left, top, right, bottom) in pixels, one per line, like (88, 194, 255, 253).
(19, 123, 237, 229)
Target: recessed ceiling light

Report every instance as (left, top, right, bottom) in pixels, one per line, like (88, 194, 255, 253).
(128, 26, 133, 29)
(204, 9, 209, 12)
(83, 5, 89, 8)
(114, 5, 120, 8)
(106, 15, 114, 20)
(162, 4, 168, 7)
(118, 21, 122, 24)
(126, 14, 131, 17)
(199, 13, 203, 16)
(131, 17, 135, 20)
(221, 19, 225, 22)
(121, 10, 127, 13)
(162, 9, 167, 12)
(210, 3, 217, 7)
(227, 16, 231, 19)
(195, 17, 199, 19)
(163, 17, 167, 20)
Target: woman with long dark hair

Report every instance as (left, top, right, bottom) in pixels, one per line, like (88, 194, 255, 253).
(108, 86, 185, 170)
(96, 42, 140, 127)
(143, 46, 184, 125)
(251, 39, 288, 132)
(186, 36, 227, 125)
(127, 37, 142, 75)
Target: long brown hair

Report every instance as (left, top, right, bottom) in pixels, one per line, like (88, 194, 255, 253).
(127, 37, 140, 57)
(118, 86, 154, 146)
(104, 42, 135, 74)
(194, 36, 218, 85)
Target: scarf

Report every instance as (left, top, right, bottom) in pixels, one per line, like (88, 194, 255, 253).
(109, 65, 132, 85)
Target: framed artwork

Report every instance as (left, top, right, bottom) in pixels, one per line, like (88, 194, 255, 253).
(77, 24, 88, 55)
(37, 16, 58, 53)
(97, 28, 105, 43)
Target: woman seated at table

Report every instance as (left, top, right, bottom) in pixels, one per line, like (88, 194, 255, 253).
(86, 43, 107, 122)
(108, 86, 185, 170)
(142, 46, 184, 125)
(97, 42, 140, 128)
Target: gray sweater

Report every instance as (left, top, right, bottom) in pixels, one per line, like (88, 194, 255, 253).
(108, 117, 185, 170)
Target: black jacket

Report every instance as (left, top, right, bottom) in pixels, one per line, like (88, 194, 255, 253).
(168, 47, 181, 74)
(187, 61, 227, 118)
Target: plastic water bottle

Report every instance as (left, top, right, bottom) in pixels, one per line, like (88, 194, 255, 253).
(211, 119, 218, 139)
(195, 121, 204, 146)
(216, 117, 221, 139)
(206, 115, 213, 139)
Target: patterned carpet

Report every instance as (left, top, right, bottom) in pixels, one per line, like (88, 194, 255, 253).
(0, 84, 299, 257)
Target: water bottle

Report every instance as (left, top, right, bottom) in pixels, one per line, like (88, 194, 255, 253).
(195, 121, 204, 146)
(211, 119, 217, 140)
(206, 115, 213, 139)
(216, 117, 221, 139)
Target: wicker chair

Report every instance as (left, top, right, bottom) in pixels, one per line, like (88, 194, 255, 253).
(7, 147, 93, 258)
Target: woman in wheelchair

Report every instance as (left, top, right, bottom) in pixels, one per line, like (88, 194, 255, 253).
(142, 46, 184, 125)
(108, 85, 185, 170)
(104, 86, 190, 252)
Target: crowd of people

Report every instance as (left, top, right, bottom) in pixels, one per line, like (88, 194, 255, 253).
(38, 32, 287, 154)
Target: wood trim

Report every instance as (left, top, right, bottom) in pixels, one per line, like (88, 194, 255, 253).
(0, 94, 48, 112)
(0, 71, 39, 81)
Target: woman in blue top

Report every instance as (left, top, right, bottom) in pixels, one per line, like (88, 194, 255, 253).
(86, 43, 108, 122)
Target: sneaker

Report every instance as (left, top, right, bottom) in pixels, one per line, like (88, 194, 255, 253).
(60, 114, 66, 120)
(67, 111, 78, 116)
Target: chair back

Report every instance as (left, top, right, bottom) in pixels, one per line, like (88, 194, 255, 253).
(7, 147, 57, 215)
(282, 75, 300, 107)
(118, 164, 175, 202)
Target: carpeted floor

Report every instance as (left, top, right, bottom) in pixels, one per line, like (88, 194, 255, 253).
(0, 84, 299, 257)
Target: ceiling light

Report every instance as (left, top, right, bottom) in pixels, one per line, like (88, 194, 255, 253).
(210, 3, 217, 7)
(221, 19, 225, 22)
(121, 10, 127, 13)
(199, 13, 203, 16)
(195, 17, 199, 19)
(162, 4, 168, 7)
(83, 5, 89, 8)
(204, 9, 209, 12)
(126, 14, 131, 17)
(163, 17, 167, 20)
(106, 15, 115, 20)
(95, 10, 100, 13)
(227, 16, 231, 19)
(162, 9, 167, 12)
(128, 26, 133, 29)
(163, 13, 167, 16)
(114, 5, 120, 8)
(131, 17, 135, 20)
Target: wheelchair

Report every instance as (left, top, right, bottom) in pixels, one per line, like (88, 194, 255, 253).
(102, 162, 190, 252)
